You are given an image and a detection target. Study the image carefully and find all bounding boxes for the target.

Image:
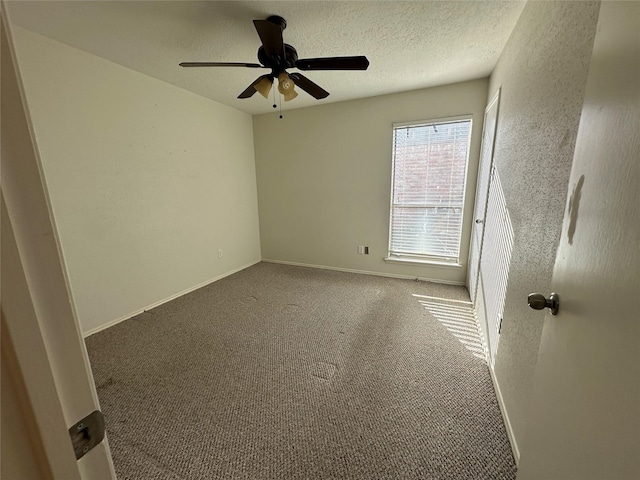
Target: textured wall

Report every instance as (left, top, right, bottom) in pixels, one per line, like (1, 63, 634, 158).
(12, 27, 261, 335)
(254, 79, 488, 284)
(484, 0, 600, 454)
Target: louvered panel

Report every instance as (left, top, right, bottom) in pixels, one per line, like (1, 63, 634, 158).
(479, 168, 514, 367)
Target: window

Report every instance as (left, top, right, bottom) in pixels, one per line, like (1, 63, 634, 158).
(387, 117, 472, 264)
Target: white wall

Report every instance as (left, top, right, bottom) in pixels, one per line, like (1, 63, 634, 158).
(253, 79, 488, 284)
(11, 27, 261, 335)
(481, 0, 600, 459)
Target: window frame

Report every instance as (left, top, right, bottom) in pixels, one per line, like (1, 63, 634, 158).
(386, 114, 473, 267)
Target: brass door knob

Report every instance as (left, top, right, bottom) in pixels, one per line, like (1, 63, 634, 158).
(528, 292, 560, 315)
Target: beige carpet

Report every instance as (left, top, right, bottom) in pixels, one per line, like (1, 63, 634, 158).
(86, 262, 516, 479)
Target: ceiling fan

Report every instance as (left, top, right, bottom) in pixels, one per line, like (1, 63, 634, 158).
(179, 15, 369, 102)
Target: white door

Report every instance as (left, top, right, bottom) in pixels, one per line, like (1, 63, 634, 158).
(517, 3, 640, 478)
(468, 88, 500, 304)
(1, 9, 116, 479)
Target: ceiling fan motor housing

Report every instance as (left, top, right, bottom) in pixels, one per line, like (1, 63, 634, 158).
(258, 44, 298, 73)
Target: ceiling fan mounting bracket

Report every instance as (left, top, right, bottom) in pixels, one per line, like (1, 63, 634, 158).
(266, 15, 287, 31)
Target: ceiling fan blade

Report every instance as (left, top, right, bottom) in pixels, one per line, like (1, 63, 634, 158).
(179, 62, 265, 68)
(253, 19, 285, 58)
(295, 56, 370, 71)
(237, 74, 273, 99)
(289, 73, 329, 99)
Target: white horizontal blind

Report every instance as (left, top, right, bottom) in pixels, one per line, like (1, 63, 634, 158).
(389, 119, 472, 261)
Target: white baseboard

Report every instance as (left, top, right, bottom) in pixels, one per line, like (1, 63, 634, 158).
(488, 364, 520, 465)
(262, 259, 466, 286)
(84, 258, 465, 337)
(83, 260, 260, 338)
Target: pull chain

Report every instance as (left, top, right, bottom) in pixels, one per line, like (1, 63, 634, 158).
(270, 81, 283, 119)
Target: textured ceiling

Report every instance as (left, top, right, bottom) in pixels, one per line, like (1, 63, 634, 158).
(6, 1, 525, 115)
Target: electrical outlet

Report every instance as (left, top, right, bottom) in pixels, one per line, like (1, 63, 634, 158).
(218, 249, 223, 259)
(357, 246, 370, 255)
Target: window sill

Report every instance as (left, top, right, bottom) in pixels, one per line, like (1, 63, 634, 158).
(384, 256, 462, 268)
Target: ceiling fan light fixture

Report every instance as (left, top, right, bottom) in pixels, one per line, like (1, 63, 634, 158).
(283, 90, 298, 102)
(254, 77, 273, 98)
(277, 72, 296, 96)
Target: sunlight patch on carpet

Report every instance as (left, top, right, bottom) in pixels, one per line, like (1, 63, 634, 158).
(413, 294, 486, 361)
